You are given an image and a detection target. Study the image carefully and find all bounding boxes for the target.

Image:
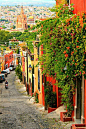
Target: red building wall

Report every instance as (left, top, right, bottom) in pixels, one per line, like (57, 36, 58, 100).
(70, 0, 86, 123)
(41, 44, 62, 107)
(70, 0, 86, 14)
(46, 76, 62, 108)
(56, 0, 86, 14)
(4, 51, 13, 69)
(84, 79, 86, 123)
(56, 0, 86, 122)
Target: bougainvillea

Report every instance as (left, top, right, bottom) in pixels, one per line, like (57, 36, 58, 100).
(36, 3, 86, 116)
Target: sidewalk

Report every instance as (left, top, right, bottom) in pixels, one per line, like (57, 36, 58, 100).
(15, 77, 76, 129)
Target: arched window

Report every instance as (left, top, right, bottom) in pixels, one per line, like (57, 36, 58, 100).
(25, 24, 26, 28)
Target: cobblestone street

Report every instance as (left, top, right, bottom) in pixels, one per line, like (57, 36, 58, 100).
(0, 71, 71, 129)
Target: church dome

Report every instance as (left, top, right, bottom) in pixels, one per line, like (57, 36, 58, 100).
(28, 16, 34, 19)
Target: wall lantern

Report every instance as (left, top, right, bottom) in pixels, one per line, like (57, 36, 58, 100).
(64, 65, 67, 71)
(28, 64, 32, 72)
(35, 41, 39, 47)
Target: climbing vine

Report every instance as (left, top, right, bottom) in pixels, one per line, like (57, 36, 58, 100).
(35, 3, 86, 116)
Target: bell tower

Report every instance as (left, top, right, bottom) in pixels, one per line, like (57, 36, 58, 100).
(21, 6, 24, 15)
(16, 6, 28, 30)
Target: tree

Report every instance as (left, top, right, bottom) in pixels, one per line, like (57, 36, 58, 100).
(11, 32, 22, 38)
(0, 30, 13, 45)
(15, 65, 22, 81)
(2, 25, 6, 29)
(13, 25, 16, 29)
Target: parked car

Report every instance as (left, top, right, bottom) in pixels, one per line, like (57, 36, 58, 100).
(1, 74, 5, 81)
(1, 70, 8, 77)
(10, 65, 16, 70)
(0, 74, 5, 82)
(5, 68, 10, 74)
(0, 74, 3, 82)
(9, 67, 13, 71)
(10, 65, 15, 70)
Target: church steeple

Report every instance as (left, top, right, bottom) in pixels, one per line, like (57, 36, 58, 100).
(21, 6, 24, 15)
(16, 5, 28, 30)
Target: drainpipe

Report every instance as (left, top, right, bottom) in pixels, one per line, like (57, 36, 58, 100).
(69, 0, 70, 6)
(81, 75, 85, 123)
(74, 77, 77, 121)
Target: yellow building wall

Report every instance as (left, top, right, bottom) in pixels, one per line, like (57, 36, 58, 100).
(28, 55, 33, 93)
(0, 57, 5, 73)
(20, 50, 23, 72)
(34, 43, 43, 105)
(25, 54, 27, 83)
(34, 46, 38, 92)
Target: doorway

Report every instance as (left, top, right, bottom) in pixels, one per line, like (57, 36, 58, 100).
(76, 77, 82, 120)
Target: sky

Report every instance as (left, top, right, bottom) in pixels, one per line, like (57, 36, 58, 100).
(0, 0, 56, 7)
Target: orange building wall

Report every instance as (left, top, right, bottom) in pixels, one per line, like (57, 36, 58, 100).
(84, 79, 86, 123)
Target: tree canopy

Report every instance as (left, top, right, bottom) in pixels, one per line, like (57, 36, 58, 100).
(0, 30, 13, 46)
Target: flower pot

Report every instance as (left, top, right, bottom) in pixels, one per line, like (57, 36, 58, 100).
(60, 112, 72, 122)
(48, 107, 57, 113)
(71, 124, 86, 129)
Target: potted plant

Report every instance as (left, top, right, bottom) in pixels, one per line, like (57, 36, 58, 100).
(60, 112, 72, 122)
(44, 81, 57, 113)
(34, 91, 39, 103)
(71, 124, 86, 129)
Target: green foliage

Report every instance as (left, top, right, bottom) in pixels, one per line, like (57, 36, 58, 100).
(10, 42, 19, 47)
(34, 92, 39, 103)
(44, 82, 57, 108)
(0, 19, 9, 22)
(16, 48, 19, 54)
(27, 41, 34, 53)
(2, 25, 6, 29)
(12, 25, 16, 29)
(11, 31, 37, 52)
(15, 65, 22, 81)
(27, 25, 30, 28)
(11, 31, 22, 38)
(50, 3, 74, 18)
(0, 30, 13, 45)
(35, 3, 86, 116)
(24, 29, 28, 32)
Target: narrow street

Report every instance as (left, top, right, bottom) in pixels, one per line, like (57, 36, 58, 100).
(0, 71, 66, 129)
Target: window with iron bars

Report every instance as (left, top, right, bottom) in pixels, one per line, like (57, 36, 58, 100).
(38, 69, 40, 91)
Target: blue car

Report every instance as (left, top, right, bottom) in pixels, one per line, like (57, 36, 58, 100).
(0, 74, 5, 82)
